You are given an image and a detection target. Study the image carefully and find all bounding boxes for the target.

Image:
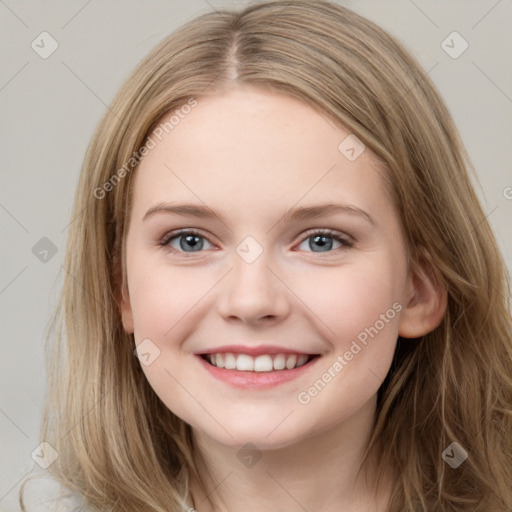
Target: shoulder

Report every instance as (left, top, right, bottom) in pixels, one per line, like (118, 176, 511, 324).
(11, 464, 88, 512)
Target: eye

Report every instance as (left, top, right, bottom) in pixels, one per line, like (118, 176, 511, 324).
(159, 229, 214, 254)
(296, 229, 354, 253)
(159, 228, 354, 256)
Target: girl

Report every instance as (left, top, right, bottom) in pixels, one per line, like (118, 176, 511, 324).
(19, 0, 512, 510)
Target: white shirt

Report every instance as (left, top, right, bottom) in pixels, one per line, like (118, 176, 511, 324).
(5, 463, 86, 512)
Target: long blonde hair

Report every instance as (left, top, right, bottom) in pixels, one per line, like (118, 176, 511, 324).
(20, 1, 512, 510)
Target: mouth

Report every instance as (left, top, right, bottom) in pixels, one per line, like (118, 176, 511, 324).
(195, 343, 322, 388)
(199, 352, 319, 372)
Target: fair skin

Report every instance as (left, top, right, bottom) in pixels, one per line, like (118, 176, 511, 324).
(120, 85, 446, 512)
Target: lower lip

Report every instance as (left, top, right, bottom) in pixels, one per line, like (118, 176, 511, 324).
(195, 354, 320, 389)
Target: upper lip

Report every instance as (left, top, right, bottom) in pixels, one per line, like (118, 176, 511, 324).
(197, 344, 318, 357)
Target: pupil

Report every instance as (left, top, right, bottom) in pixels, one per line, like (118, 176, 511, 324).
(181, 235, 202, 252)
(311, 235, 332, 252)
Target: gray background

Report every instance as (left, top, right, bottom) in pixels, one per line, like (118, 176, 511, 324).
(1, 0, 511, 509)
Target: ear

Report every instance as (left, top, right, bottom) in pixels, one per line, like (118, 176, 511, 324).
(398, 247, 447, 338)
(119, 283, 135, 334)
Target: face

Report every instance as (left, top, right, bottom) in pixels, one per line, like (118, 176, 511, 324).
(121, 85, 414, 450)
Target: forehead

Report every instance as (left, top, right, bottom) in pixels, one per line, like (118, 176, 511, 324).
(131, 86, 390, 219)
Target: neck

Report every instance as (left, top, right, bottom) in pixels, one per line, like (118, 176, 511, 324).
(187, 395, 392, 512)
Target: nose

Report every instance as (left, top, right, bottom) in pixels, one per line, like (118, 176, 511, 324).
(215, 251, 291, 325)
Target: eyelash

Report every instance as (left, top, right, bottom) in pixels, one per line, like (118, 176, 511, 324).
(158, 228, 354, 256)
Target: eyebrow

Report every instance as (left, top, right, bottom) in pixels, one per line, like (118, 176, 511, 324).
(142, 202, 375, 226)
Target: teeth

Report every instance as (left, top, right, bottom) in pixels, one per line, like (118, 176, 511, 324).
(216, 353, 225, 368)
(254, 355, 273, 372)
(224, 353, 237, 369)
(273, 354, 286, 370)
(296, 355, 308, 367)
(205, 352, 312, 371)
(236, 354, 254, 371)
(285, 354, 297, 369)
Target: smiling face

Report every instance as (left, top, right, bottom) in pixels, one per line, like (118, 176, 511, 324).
(120, 85, 419, 450)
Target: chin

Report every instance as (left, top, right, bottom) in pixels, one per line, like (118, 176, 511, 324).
(193, 418, 310, 451)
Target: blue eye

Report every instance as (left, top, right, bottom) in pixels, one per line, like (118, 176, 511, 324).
(297, 230, 354, 253)
(160, 230, 213, 254)
(159, 229, 353, 255)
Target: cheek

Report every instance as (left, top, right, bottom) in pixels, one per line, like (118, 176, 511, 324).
(127, 264, 210, 423)
(297, 259, 403, 344)
(128, 261, 208, 340)
(292, 266, 402, 418)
